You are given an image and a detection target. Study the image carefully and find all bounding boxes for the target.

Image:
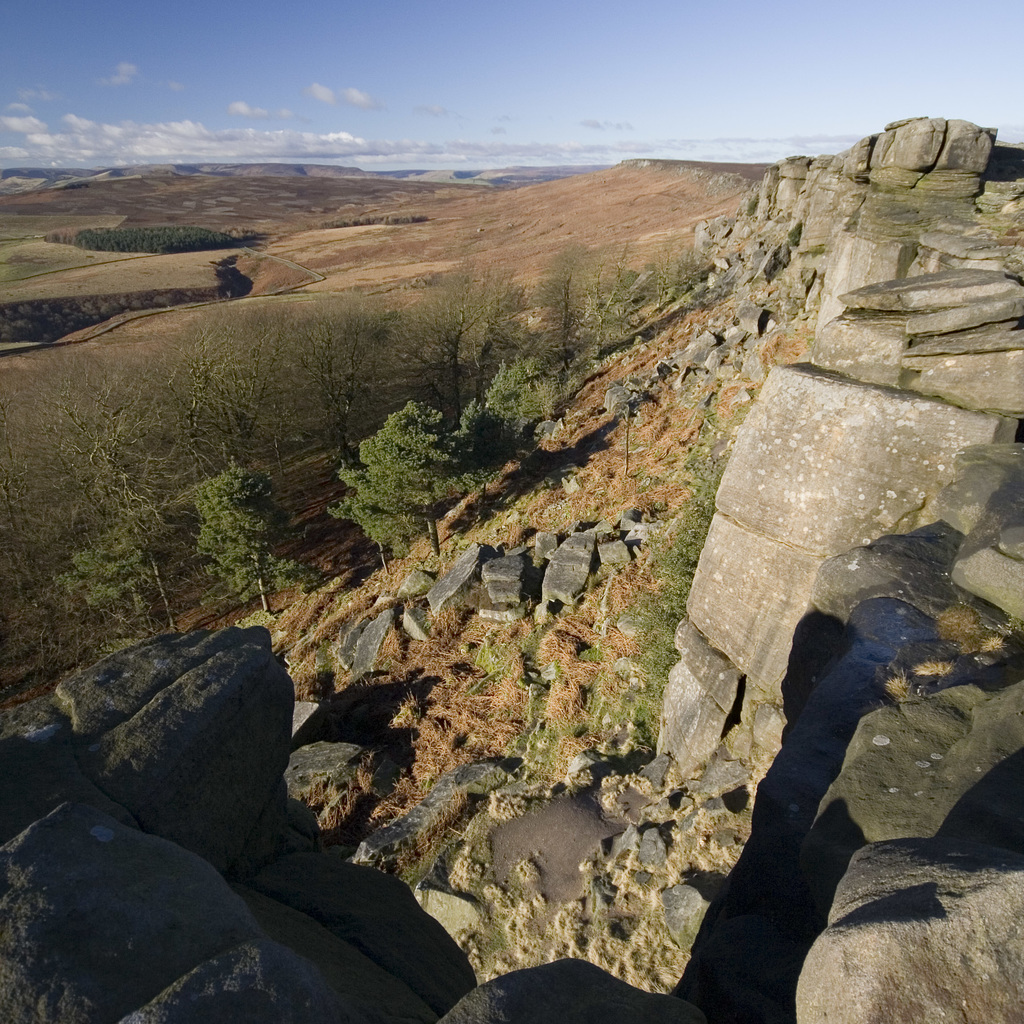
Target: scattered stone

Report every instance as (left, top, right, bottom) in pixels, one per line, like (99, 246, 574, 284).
(334, 621, 364, 672)
(597, 538, 632, 565)
(661, 884, 710, 949)
(350, 606, 395, 680)
(533, 531, 559, 563)
(427, 543, 498, 614)
(397, 569, 436, 599)
(482, 550, 537, 607)
(638, 827, 668, 868)
(402, 605, 431, 641)
(284, 741, 363, 803)
(353, 760, 517, 867)
(541, 532, 596, 606)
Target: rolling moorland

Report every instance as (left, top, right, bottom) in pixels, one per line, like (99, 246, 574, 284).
(4, 117, 1024, 1023)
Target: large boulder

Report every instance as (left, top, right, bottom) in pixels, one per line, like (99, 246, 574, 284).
(438, 959, 706, 1024)
(797, 838, 1024, 1023)
(250, 852, 476, 1017)
(0, 803, 278, 1024)
(3, 627, 293, 874)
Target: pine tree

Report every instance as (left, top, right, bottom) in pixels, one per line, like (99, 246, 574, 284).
(193, 465, 306, 610)
(331, 401, 458, 556)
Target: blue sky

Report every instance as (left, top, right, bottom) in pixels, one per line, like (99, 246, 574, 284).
(3, 0, 1023, 170)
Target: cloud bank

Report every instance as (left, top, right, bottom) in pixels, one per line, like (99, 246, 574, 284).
(100, 62, 139, 87)
(0, 112, 865, 167)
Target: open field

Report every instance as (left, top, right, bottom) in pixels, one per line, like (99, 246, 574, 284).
(0, 158, 762, 353)
(273, 163, 760, 293)
(0, 173, 466, 234)
(0, 246, 244, 300)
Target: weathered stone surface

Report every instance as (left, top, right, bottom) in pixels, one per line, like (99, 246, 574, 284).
(812, 313, 907, 385)
(904, 294, 1024, 336)
(119, 939, 368, 1024)
(876, 117, 946, 172)
(811, 522, 965, 621)
(350, 607, 395, 680)
(0, 699, 137, 848)
(0, 803, 264, 1024)
(292, 701, 322, 740)
(904, 347, 1024, 415)
(51, 627, 292, 873)
(687, 513, 825, 693)
(251, 853, 476, 1017)
(692, 749, 749, 797)
(481, 551, 536, 606)
(597, 538, 632, 565)
(715, 365, 1013, 556)
(797, 838, 1024, 1024)
(541, 531, 596, 606)
(680, 601, 940, 1021)
(402, 605, 431, 641)
(335, 621, 365, 671)
(353, 760, 516, 867)
(934, 118, 996, 172)
(839, 268, 1023, 313)
(803, 677, 1024, 915)
(284, 742, 363, 802)
(604, 384, 632, 415)
(736, 301, 769, 336)
(438, 959, 707, 1024)
(932, 444, 1024, 534)
(427, 544, 497, 614)
(904, 319, 1024, 357)
(752, 704, 786, 753)
(232, 884, 434, 1023)
(817, 233, 917, 328)
(659, 621, 742, 777)
(661, 884, 710, 950)
(953, 544, 1024, 618)
(396, 569, 435, 599)
(533, 531, 559, 563)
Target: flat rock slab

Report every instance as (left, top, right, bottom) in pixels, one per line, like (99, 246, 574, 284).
(798, 837, 1024, 1024)
(541, 532, 596, 606)
(350, 608, 395, 680)
(813, 313, 906, 386)
(428, 544, 498, 614)
(839, 268, 1023, 312)
(933, 443, 1024, 534)
(353, 760, 515, 867)
(715, 364, 1013, 556)
(904, 348, 1024, 415)
(438, 959, 707, 1024)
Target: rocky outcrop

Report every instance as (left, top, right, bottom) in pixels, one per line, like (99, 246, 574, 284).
(0, 628, 480, 1023)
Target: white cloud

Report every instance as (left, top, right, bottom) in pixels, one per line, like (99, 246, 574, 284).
(101, 62, 139, 86)
(415, 104, 449, 118)
(304, 83, 336, 105)
(0, 115, 914, 169)
(167, 81, 185, 92)
(17, 87, 58, 102)
(342, 88, 384, 110)
(0, 115, 48, 133)
(228, 101, 293, 120)
(5, 102, 33, 114)
(581, 119, 634, 131)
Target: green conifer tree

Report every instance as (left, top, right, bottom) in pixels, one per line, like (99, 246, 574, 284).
(193, 465, 306, 610)
(331, 401, 458, 556)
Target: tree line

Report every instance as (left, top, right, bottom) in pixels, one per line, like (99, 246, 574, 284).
(0, 243, 710, 693)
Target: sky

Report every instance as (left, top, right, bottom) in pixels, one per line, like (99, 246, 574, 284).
(3, 0, 1024, 171)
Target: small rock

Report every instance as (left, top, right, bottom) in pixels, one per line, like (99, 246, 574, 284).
(397, 569, 436, 599)
(402, 606, 431, 641)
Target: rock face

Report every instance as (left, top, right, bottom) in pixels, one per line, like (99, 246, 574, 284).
(0, 628, 483, 1024)
(2, 627, 293, 874)
(686, 364, 1011, 695)
(437, 959, 707, 1024)
(797, 838, 1024, 1024)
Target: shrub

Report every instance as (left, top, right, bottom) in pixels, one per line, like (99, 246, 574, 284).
(73, 226, 237, 254)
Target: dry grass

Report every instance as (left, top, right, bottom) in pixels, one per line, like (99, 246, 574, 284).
(913, 660, 954, 677)
(936, 603, 1006, 654)
(884, 670, 911, 702)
